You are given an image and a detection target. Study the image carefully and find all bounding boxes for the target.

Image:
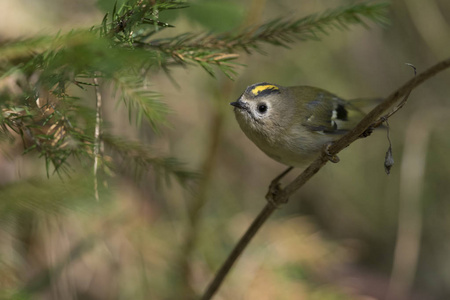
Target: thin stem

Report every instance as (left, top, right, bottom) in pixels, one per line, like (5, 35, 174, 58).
(329, 57, 450, 154)
(93, 76, 102, 201)
(272, 166, 294, 184)
(200, 57, 450, 300)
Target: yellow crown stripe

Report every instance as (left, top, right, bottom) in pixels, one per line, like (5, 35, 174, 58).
(251, 84, 279, 96)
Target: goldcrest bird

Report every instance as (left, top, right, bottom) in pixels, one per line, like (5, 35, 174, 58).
(231, 82, 370, 167)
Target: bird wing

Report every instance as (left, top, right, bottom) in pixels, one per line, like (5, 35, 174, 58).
(301, 91, 365, 134)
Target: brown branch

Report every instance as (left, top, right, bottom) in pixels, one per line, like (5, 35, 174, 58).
(200, 204, 276, 300)
(200, 57, 450, 300)
(328, 58, 450, 155)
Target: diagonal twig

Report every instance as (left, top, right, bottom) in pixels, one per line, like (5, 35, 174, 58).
(200, 57, 450, 300)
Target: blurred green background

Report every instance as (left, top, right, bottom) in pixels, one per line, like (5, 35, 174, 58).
(1, 0, 450, 299)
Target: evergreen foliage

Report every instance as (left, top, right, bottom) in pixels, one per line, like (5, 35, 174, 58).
(0, 0, 389, 182)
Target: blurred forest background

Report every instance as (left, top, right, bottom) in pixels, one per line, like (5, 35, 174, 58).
(1, 0, 450, 299)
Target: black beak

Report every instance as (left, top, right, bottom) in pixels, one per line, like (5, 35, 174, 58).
(230, 100, 245, 109)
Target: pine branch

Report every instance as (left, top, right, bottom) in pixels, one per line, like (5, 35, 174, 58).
(0, 0, 389, 178)
(1, 2, 389, 84)
(103, 135, 199, 187)
(112, 76, 168, 129)
(1, 93, 96, 176)
(140, 2, 388, 76)
(103, 0, 188, 41)
(236, 1, 389, 49)
(148, 2, 389, 54)
(0, 175, 97, 222)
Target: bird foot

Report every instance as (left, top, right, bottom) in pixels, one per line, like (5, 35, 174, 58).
(266, 182, 283, 207)
(265, 166, 293, 207)
(324, 142, 340, 163)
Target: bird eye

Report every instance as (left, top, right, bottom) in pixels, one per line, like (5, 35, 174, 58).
(257, 103, 268, 113)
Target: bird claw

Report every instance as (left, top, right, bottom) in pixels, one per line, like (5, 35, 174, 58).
(266, 167, 293, 207)
(360, 126, 374, 138)
(266, 182, 283, 207)
(324, 142, 340, 163)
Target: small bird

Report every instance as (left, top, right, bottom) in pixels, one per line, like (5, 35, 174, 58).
(231, 82, 370, 167)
